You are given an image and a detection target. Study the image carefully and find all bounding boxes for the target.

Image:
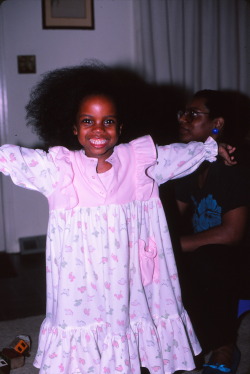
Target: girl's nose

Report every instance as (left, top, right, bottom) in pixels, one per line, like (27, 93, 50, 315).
(93, 122, 105, 132)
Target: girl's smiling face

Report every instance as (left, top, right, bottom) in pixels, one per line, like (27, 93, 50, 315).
(73, 95, 122, 161)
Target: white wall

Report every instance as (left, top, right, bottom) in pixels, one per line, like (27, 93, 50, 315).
(1, 0, 136, 252)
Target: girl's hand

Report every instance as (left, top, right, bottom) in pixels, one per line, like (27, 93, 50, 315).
(218, 143, 237, 166)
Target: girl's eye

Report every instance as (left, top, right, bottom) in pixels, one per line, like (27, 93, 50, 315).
(81, 118, 93, 126)
(104, 119, 116, 126)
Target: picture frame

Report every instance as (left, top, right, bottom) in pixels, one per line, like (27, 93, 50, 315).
(42, 0, 94, 30)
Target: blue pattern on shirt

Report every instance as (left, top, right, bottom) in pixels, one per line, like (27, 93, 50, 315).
(191, 194, 222, 233)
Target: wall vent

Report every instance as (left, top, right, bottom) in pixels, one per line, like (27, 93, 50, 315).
(19, 235, 46, 255)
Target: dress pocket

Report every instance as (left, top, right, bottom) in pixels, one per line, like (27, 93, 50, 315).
(138, 238, 159, 286)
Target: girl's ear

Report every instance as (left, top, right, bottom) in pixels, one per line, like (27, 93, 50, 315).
(73, 125, 78, 135)
(119, 123, 123, 135)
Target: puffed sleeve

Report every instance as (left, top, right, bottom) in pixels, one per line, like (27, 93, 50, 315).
(129, 135, 157, 200)
(0, 144, 60, 197)
(147, 136, 218, 185)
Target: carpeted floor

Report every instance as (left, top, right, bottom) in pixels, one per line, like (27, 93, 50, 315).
(0, 313, 249, 374)
(0, 315, 42, 373)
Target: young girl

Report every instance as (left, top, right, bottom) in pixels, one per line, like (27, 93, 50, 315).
(0, 65, 234, 374)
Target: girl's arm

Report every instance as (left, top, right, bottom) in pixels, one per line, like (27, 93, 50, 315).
(0, 145, 59, 196)
(148, 137, 218, 185)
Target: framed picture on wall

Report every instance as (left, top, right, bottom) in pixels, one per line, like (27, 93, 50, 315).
(42, 0, 94, 29)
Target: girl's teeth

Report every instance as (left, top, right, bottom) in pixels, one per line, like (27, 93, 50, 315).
(90, 139, 107, 145)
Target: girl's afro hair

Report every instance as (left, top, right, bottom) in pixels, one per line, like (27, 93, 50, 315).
(26, 62, 125, 150)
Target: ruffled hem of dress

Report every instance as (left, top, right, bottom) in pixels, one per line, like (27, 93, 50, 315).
(33, 311, 201, 374)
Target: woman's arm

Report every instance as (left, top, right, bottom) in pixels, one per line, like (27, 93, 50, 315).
(179, 206, 248, 252)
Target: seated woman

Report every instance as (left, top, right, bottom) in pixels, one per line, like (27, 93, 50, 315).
(173, 90, 250, 374)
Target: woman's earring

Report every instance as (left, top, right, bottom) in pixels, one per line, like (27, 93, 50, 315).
(212, 128, 219, 134)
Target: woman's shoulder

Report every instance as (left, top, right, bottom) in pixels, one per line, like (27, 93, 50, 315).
(215, 158, 250, 177)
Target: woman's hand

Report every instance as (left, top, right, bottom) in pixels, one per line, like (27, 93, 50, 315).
(218, 143, 237, 166)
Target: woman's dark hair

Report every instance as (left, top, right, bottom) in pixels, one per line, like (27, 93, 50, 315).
(193, 89, 250, 147)
(26, 63, 125, 150)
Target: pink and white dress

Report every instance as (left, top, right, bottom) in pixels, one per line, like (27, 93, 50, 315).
(0, 135, 218, 374)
